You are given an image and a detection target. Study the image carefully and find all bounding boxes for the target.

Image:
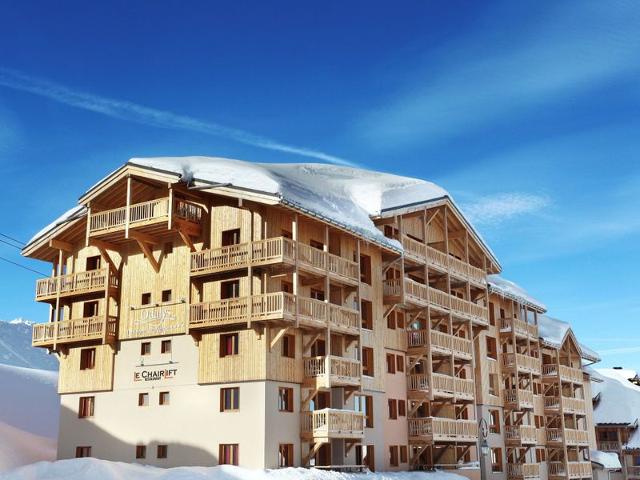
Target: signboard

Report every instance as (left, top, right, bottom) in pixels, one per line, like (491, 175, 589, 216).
(126, 302, 186, 338)
(134, 367, 178, 382)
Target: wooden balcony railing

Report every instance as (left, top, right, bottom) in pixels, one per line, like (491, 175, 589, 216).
(408, 373, 474, 400)
(567, 461, 592, 479)
(303, 356, 361, 388)
(32, 315, 117, 347)
(400, 236, 486, 285)
(543, 364, 583, 384)
(35, 268, 118, 301)
(627, 466, 640, 478)
(89, 198, 203, 234)
(407, 329, 473, 359)
(385, 277, 488, 325)
(507, 463, 540, 479)
(502, 352, 541, 375)
(504, 388, 534, 408)
(408, 417, 478, 442)
(301, 408, 364, 440)
(505, 425, 537, 444)
(565, 428, 590, 446)
(327, 252, 359, 282)
(500, 317, 538, 338)
(189, 293, 359, 333)
(546, 428, 563, 443)
(562, 396, 586, 414)
(597, 441, 620, 452)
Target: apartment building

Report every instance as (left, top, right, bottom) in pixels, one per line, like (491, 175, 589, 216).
(23, 156, 600, 476)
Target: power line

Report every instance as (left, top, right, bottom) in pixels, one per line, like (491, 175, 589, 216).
(0, 238, 22, 250)
(0, 255, 47, 276)
(0, 232, 25, 246)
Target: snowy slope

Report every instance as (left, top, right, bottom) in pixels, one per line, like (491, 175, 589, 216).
(0, 364, 59, 472)
(1, 458, 468, 480)
(0, 319, 58, 371)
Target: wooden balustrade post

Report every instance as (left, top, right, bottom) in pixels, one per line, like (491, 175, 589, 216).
(124, 175, 131, 239)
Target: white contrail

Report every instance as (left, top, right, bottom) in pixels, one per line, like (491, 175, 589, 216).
(0, 67, 356, 167)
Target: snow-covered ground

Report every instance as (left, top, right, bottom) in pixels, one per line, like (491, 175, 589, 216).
(0, 364, 59, 472)
(1, 458, 467, 480)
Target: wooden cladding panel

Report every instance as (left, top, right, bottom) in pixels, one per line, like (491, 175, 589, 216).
(58, 344, 114, 394)
(198, 330, 267, 384)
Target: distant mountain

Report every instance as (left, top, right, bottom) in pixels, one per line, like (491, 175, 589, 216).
(0, 319, 58, 371)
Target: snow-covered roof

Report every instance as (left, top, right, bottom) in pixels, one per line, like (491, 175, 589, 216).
(487, 275, 547, 312)
(585, 366, 606, 383)
(25, 205, 86, 248)
(592, 368, 640, 447)
(537, 315, 600, 362)
(127, 157, 499, 263)
(590, 450, 622, 469)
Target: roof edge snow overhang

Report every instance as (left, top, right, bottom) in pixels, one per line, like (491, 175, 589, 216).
(487, 283, 547, 313)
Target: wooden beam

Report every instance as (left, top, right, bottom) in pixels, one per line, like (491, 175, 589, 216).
(177, 229, 195, 252)
(129, 230, 159, 246)
(131, 235, 160, 273)
(302, 441, 324, 467)
(49, 239, 73, 253)
(269, 326, 290, 351)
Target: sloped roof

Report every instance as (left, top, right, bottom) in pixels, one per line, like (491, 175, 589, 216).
(487, 275, 547, 312)
(538, 315, 600, 362)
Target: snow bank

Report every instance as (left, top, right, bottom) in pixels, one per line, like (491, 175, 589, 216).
(590, 450, 621, 469)
(487, 275, 546, 312)
(0, 421, 56, 473)
(1, 458, 469, 480)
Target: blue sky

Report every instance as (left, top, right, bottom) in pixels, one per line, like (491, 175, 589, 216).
(0, 1, 638, 369)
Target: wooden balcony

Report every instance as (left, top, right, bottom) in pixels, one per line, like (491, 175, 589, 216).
(401, 235, 487, 286)
(500, 317, 538, 339)
(507, 463, 540, 480)
(303, 356, 361, 389)
(407, 373, 475, 401)
(546, 428, 564, 445)
(544, 396, 561, 412)
(627, 467, 640, 478)
(384, 277, 488, 326)
(32, 315, 117, 348)
(549, 461, 592, 479)
(35, 268, 119, 302)
(565, 428, 590, 446)
(89, 198, 204, 239)
(502, 352, 541, 376)
(189, 293, 360, 334)
(505, 425, 537, 446)
(504, 388, 534, 410)
(301, 408, 364, 441)
(543, 364, 584, 384)
(407, 329, 473, 360)
(562, 396, 586, 415)
(597, 441, 620, 452)
(408, 417, 478, 443)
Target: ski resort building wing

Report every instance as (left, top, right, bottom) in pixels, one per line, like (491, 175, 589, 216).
(23, 156, 601, 478)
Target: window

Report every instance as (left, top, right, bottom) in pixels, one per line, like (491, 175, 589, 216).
(83, 301, 99, 318)
(80, 348, 96, 370)
(486, 337, 497, 360)
(141, 292, 152, 305)
(360, 254, 372, 284)
(281, 335, 295, 358)
(221, 229, 241, 247)
(386, 354, 396, 374)
(361, 300, 373, 330)
(535, 447, 546, 462)
(141, 342, 151, 356)
(535, 415, 544, 428)
(398, 400, 406, 417)
(278, 387, 294, 412)
(161, 289, 172, 302)
(281, 281, 293, 294)
(278, 444, 293, 467)
(86, 255, 101, 271)
(221, 280, 240, 299)
(138, 393, 149, 407)
(489, 410, 500, 433)
(78, 396, 94, 418)
(396, 311, 405, 329)
(356, 445, 375, 472)
(219, 444, 239, 465)
(355, 394, 374, 428)
(159, 391, 170, 406)
(400, 445, 408, 463)
(388, 399, 398, 419)
(220, 333, 239, 357)
(281, 229, 292, 239)
(161, 340, 172, 354)
(310, 239, 324, 250)
(136, 445, 146, 459)
(500, 308, 506, 319)
(362, 347, 374, 376)
(489, 302, 496, 326)
(491, 448, 503, 472)
(310, 288, 325, 301)
(389, 445, 399, 467)
(488, 373, 499, 396)
(387, 312, 396, 329)
(220, 387, 240, 411)
(396, 355, 404, 373)
(534, 381, 543, 395)
(75, 446, 91, 458)
(157, 445, 168, 459)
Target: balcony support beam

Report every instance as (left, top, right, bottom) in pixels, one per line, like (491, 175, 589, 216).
(89, 239, 119, 274)
(269, 326, 290, 351)
(130, 232, 160, 273)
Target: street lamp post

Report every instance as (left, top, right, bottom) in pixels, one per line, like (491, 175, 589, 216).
(479, 417, 490, 480)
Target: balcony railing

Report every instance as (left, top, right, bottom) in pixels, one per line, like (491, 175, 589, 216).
(407, 329, 473, 359)
(303, 356, 361, 388)
(400, 236, 486, 285)
(567, 461, 592, 479)
(32, 315, 117, 347)
(505, 425, 537, 445)
(507, 463, 540, 479)
(301, 408, 364, 441)
(408, 417, 478, 442)
(385, 277, 488, 325)
(89, 198, 203, 235)
(189, 293, 359, 333)
(627, 466, 640, 478)
(562, 396, 586, 414)
(35, 268, 119, 301)
(544, 396, 561, 411)
(546, 428, 563, 444)
(543, 364, 584, 384)
(408, 373, 474, 400)
(504, 388, 534, 409)
(565, 428, 590, 446)
(502, 352, 541, 375)
(500, 317, 538, 338)
(597, 441, 620, 452)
